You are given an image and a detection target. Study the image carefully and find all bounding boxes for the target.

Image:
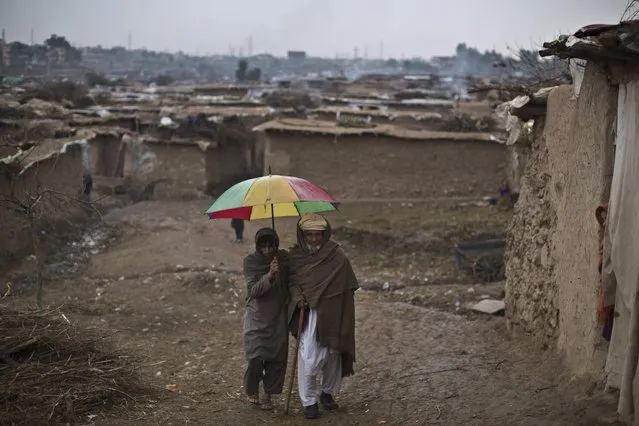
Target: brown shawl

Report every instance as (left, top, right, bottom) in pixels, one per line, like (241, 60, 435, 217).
(288, 218, 359, 377)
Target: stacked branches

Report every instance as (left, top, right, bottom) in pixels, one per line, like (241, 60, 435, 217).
(0, 307, 154, 424)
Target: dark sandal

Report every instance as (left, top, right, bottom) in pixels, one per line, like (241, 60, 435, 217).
(304, 403, 319, 419)
(320, 392, 339, 410)
(247, 395, 259, 405)
(260, 394, 274, 410)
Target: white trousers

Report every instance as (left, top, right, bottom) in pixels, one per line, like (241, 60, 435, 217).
(297, 308, 342, 407)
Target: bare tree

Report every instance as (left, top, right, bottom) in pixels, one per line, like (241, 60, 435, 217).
(0, 147, 98, 308)
(506, 44, 571, 87)
(469, 43, 570, 105)
(621, 0, 639, 21)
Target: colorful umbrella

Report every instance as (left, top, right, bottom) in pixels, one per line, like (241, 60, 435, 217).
(205, 174, 338, 226)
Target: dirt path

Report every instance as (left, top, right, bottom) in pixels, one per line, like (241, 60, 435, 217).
(6, 201, 621, 425)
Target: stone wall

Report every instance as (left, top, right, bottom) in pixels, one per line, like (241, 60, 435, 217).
(505, 113, 560, 340)
(505, 63, 617, 376)
(263, 132, 508, 199)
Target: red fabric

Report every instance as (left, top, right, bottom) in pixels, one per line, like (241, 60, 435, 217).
(598, 287, 610, 323)
(208, 206, 252, 220)
(285, 176, 336, 202)
(574, 20, 639, 38)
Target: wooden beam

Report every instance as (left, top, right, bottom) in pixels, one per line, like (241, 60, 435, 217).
(540, 43, 639, 64)
(511, 104, 547, 121)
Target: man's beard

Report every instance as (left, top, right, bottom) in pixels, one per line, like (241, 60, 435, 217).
(307, 245, 321, 254)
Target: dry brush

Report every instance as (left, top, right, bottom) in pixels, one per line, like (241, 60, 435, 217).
(0, 306, 155, 424)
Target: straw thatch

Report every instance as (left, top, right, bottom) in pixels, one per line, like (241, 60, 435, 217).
(0, 306, 153, 424)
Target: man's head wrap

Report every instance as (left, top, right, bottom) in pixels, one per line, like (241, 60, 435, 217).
(299, 213, 327, 232)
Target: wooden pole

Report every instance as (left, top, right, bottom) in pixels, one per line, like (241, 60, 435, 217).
(285, 306, 305, 414)
(271, 203, 275, 230)
(268, 165, 275, 230)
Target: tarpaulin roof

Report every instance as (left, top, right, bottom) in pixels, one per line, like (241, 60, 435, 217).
(574, 20, 639, 38)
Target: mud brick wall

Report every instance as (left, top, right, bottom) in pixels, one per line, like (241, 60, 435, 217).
(505, 64, 617, 377)
(205, 143, 254, 195)
(263, 133, 507, 199)
(89, 134, 124, 177)
(145, 143, 206, 198)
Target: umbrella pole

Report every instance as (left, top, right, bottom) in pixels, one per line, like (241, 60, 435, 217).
(271, 203, 275, 230)
(268, 165, 275, 230)
(285, 305, 305, 414)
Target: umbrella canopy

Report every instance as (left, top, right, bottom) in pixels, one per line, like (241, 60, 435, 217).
(206, 175, 338, 220)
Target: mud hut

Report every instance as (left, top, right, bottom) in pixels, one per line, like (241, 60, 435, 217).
(82, 110, 265, 198)
(139, 121, 264, 198)
(504, 20, 639, 423)
(87, 128, 131, 178)
(204, 115, 265, 195)
(192, 84, 252, 98)
(140, 138, 209, 198)
(321, 96, 456, 115)
(0, 136, 90, 267)
(309, 106, 445, 130)
(254, 118, 507, 199)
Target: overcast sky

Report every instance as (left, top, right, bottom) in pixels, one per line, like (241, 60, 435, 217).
(0, 0, 626, 58)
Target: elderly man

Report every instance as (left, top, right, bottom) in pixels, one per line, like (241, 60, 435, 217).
(288, 213, 359, 419)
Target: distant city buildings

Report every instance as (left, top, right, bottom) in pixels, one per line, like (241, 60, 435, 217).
(0, 34, 556, 85)
(287, 51, 306, 60)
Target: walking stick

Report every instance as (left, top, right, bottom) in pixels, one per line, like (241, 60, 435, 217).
(285, 305, 305, 414)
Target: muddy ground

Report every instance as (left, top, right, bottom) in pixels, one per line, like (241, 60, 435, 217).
(2, 200, 622, 425)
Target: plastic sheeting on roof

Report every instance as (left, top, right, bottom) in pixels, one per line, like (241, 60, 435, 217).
(620, 31, 639, 53)
(495, 99, 534, 146)
(605, 79, 639, 421)
(0, 138, 89, 176)
(569, 59, 587, 97)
